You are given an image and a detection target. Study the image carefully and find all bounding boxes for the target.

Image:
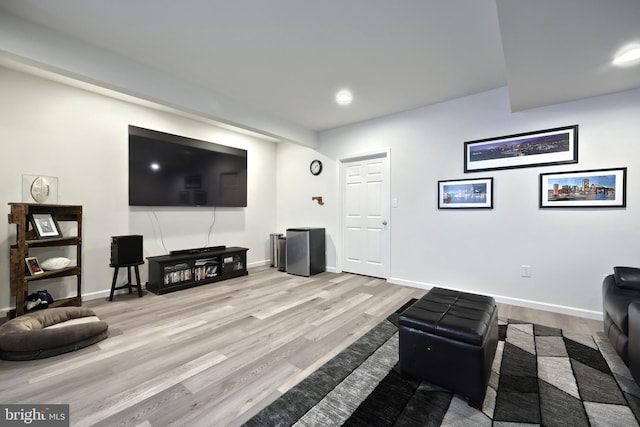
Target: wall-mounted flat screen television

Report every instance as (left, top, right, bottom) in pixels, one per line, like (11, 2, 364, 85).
(128, 125, 247, 207)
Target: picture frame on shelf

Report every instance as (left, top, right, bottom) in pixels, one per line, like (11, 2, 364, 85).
(539, 167, 627, 208)
(29, 213, 63, 239)
(438, 177, 493, 209)
(464, 125, 578, 173)
(25, 256, 44, 276)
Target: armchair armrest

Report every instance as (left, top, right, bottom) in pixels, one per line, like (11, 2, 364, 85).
(603, 274, 616, 300)
(628, 301, 640, 383)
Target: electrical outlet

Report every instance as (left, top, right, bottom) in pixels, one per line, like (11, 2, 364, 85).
(521, 265, 532, 278)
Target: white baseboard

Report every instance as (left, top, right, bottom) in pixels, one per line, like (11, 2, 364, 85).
(0, 263, 274, 316)
(82, 289, 118, 301)
(388, 276, 603, 321)
(0, 284, 152, 317)
(250, 259, 338, 274)
(248, 260, 271, 268)
(388, 277, 435, 290)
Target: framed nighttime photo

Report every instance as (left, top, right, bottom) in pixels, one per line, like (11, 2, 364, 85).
(438, 177, 493, 209)
(29, 213, 62, 239)
(539, 167, 626, 208)
(464, 125, 578, 173)
(25, 256, 44, 276)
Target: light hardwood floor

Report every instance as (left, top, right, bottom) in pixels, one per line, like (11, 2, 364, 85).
(0, 266, 603, 426)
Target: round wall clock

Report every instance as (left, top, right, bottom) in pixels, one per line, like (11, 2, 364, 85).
(310, 159, 323, 176)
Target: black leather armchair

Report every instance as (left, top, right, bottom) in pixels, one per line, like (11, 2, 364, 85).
(603, 266, 640, 383)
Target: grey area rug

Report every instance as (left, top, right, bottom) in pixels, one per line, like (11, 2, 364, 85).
(244, 306, 640, 426)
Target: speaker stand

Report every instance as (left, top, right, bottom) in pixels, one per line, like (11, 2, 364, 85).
(109, 261, 144, 301)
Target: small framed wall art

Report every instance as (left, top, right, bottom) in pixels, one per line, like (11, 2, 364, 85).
(29, 213, 63, 239)
(539, 167, 626, 208)
(438, 177, 493, 209)
(464, 125, 578, 173)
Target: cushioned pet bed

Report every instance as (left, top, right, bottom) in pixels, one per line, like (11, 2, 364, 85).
(0, 307, 108, 361)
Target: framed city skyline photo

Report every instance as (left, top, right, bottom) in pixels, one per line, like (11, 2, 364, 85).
(438, 177, 493, 209)
(539, 167, 626, 208)
(464, 125, 578, 173)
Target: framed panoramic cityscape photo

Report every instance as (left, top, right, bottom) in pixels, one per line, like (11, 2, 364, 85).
(438, 177, 493, 209)
(464, 125, 578, 173)
(539, 167, 627, 208)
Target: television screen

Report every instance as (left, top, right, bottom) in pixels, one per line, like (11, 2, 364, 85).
(128, 126, 247, 207)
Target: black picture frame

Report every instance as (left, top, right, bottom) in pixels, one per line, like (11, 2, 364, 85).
(539, 167, 627, 208)
(464, 125, 578, 173)
(438, 177, 493, 209)
(29, 213, 62, 239)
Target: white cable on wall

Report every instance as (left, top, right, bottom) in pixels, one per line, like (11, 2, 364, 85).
(206, 207, 216, 247)
(149, 211, 168, 254)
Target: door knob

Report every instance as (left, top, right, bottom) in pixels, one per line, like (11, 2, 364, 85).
(382, 221, 388, 226)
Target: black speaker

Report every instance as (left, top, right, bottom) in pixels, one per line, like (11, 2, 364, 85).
(110, 235, 143, 266)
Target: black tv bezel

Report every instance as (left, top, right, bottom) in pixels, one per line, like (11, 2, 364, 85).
(128, 125, 248, 208)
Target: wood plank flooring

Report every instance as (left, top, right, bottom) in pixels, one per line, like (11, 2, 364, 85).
(0, 266, 603, 426)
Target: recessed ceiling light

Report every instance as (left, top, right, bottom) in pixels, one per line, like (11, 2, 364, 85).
(150, 162, 160, 171)
(613, 46, 640, 65)
(335, 89, 353, 106)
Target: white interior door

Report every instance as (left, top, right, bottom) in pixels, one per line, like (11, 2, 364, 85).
(340, 151, 390, 278)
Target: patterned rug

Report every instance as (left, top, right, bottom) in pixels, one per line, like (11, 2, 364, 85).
(244, 304, 640, 426)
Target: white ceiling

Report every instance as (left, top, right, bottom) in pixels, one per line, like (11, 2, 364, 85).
(1, 0, 639, 133)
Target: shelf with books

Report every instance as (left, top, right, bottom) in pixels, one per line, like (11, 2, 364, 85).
(163, 262, 192, 285)
(146, 247, 247, 295)
(194, 258, 219, 281)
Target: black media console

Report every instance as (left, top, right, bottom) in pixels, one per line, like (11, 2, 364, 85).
(146, 246, 248, 295)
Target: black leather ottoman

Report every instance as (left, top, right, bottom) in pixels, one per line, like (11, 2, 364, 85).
(398, 287, 498, 407)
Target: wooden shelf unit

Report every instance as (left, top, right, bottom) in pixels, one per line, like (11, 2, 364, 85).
(8, 203, 82, 318)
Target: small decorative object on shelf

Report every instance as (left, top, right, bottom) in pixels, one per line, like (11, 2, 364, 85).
(29, 213, 63, 239)
(25, 257, 43, 276)
(40, 257, 72, 271)
(30, 176, 51, 203)
(22, 174, 59, 204)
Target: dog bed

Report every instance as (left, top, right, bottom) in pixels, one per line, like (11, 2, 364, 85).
(0, 307, 108, 361)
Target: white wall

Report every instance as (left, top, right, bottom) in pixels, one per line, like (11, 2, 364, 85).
(0, 67, 277, 312)
(4, 65, 640, 320)
(275, 143, 337, 269)
(302, 86, 640, 319)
